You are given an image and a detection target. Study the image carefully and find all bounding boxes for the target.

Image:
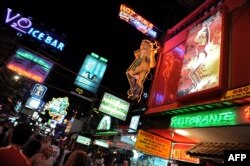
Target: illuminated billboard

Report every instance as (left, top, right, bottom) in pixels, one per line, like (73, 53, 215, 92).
(25, 97, 41, 110)
(98, 92, 130, 121)
(6, 48, 53, 83)
(93, 139, 109, 148)
(97, 115, 111, 131)
(177, 10, 223, 97)
(128, 115, 140, 133)
(74, 53, 107, 93)
(76, 135, 91, 146)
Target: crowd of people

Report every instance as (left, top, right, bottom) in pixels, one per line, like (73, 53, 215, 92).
(0, 122, 93, 166)
(0, 119, 134, 166)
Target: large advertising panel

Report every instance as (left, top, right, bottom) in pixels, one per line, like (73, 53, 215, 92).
(98, 92, 130, 121)
(148, 9, 227, 110)
(74, 53, 107, 93)
(6, 48, 54, 83)
(177, 10, 223, 98)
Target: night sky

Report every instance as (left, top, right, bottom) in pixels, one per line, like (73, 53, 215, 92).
(0, 0, 203, 114)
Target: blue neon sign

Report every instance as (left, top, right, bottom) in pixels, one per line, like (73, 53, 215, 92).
(5, 8, 65, 51)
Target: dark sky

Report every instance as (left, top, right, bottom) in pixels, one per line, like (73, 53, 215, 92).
(0, 0, 203, 103)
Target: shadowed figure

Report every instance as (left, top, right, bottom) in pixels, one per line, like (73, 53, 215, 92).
(126, 39, 160, 102)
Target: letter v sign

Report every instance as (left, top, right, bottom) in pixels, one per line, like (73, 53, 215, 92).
(5, 8, 21, 23)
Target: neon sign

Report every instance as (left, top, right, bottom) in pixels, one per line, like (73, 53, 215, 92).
(171, 143, 199, 164)
(5, 8, 65, 51)
(170, 107, 237, 128)
(46, 97, 69, 117)
(7, 64, 43, 82)
(31, 83, 47, 99)
(119, 4, 158, 38)
(6, 48, 53, 83)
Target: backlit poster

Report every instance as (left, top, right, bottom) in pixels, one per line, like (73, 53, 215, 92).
(97, 115, 111, 130)
(128, 115, 140, 133)
(74, 53, 107, 93)
(6, 48, 53, 83)
(177, 10, 222, 97)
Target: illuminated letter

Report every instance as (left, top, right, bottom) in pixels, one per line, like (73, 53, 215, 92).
(45, 36, 53, 44)
(17, 18, 32, 29)
(57, 42, 64, 51)
(28, 27, 34, 34)
(37, 32, 45, 40)
(51, 40, 58, 47)
(32, 30, 40, 38)
(5, 8, 20, 23)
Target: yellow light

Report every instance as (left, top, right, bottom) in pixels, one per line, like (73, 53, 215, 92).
(174, 129, 190, 136)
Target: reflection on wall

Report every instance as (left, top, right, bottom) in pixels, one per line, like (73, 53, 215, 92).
(149, 44, 184, 107)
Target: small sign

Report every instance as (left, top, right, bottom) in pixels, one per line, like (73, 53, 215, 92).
(221, 85, 250, 101)
(171, 143, 200, 164)
(135, 130, 171, 159)
(31, 83, 47, 99)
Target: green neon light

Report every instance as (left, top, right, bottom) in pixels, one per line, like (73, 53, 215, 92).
(91, 52, 99, 58)
(170, 107, 238, 128)
(90, 52, 107, 63)
(16, 50, 51, 69)
(95, 131, 118, 136)
(99, 57, 108, 63)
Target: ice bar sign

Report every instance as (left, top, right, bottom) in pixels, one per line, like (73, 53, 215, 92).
(4, 8, 65, 51)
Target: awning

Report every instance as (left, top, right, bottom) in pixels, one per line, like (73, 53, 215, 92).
(186, 142, 250, 159)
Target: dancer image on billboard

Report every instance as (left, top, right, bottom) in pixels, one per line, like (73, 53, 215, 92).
(190, 23, 210, 90)
(177, 10, 222, 97)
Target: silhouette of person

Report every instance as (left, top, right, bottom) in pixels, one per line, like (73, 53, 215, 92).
(83, 71, 91, 79)
(90, 74, 98, 82)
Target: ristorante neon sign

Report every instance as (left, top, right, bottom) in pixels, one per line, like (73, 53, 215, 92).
(170, 107, 237, 128)
(5, 8, 65, 51)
